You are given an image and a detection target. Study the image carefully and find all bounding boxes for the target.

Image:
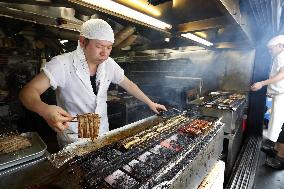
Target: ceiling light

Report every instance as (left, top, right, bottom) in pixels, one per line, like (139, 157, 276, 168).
(79, 0, 172, 30)
(181, 33, 213, 47)
(173, 0, 177, 7)
(60, 39, 68, 44)
(164, 37, 170, 42)
(194, 32, 207, 39)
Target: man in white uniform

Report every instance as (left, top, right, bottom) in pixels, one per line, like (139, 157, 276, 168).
(251, 35, 284, 155)
(19, 19, 167, 148)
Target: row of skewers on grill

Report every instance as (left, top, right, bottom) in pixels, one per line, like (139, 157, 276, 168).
(202, 93, 245, 110)
(118, 116, 215, 150)
(118, 115, 189, 150)
(54, 108, 213, 152)
(179, 119, 213, 135)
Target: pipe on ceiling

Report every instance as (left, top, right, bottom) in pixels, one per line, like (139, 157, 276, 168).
(113, 26, 135, 47)
(117, 34, 138, 49)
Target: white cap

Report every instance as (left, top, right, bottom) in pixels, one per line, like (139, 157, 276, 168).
(267, 35, 284, 47)
(80, 19, 114, 43)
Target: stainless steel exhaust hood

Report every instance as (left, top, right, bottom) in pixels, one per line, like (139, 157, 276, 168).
(0, 0, 280, 50)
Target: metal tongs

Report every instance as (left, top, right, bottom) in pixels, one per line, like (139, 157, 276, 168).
(69, 114, 101, 122)
(158, 108, 183, 119)
(69, 117, 78, 122)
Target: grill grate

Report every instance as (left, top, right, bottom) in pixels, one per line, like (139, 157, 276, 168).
(65, 115, 222, 188)
(226, 136, 261, 189)
(200, 92, 246, 111)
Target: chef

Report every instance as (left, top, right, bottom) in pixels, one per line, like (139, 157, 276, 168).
(251, 35, 284, 156)
(19, 19, 167, 148)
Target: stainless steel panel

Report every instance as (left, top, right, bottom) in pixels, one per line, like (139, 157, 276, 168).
(0, 156, 54, 189)
(224, 118, 244, 178)
(0, 151, 48, 177)
(156, 123, 224, 189)
(0, 132, 47, 170)
(220, 50, 255, 92)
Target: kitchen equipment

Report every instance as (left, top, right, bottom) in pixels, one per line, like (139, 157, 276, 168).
(0, 132, 47, 171)
(46, 113, 224, 189)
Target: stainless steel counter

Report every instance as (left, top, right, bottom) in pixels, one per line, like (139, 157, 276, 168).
(0, 115, 224, 189)
(189, 94, 247, 178)
(0, 152, 52, 189)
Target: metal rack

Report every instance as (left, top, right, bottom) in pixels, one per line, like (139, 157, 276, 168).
(189, 92, 248, 178)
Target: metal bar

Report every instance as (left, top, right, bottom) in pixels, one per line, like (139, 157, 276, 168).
(248, 0, 262, 27)
(164, 76, 203, 97)
(177, 16, 229, 33)
(265, 0, 272, 30)
(263, 0, 271, 28)
(0, 5, 81, 31)
(258, 0, 268, 27)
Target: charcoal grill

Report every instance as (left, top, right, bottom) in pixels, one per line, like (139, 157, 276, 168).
(45, 111, 224, 189)
(191, 91, 247, 178)
(198, 91, 247, 133)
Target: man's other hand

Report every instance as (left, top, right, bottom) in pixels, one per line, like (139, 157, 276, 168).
(251, 82, 263, 91)
(41, 105, 73, 133)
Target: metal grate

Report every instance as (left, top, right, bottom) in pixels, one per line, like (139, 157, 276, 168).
(67, 116, 223, 188)
(248, 0, 273, 33)
(226, 136, 262, 189)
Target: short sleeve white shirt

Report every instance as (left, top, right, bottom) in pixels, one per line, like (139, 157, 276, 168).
(267, 51, 284, 95)
(41, 45, 124, 145)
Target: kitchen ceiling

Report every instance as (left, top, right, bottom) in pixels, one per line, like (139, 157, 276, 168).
(0, 0, 282, 52)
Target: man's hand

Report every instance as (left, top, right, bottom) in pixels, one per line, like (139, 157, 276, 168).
(251, 82, 263, 91)
(40, 105, 73, 133)
(119, 77, 167, 114)
(148, 102, 167, 114)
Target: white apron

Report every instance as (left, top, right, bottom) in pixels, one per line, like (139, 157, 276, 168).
(267, 93, 284, 142)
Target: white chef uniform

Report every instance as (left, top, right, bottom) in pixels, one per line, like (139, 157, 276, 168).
(41, 44, 124, 148)
(267, 51, 284, 142)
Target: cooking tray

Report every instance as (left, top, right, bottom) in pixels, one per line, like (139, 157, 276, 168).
(0, 132, 47, 170)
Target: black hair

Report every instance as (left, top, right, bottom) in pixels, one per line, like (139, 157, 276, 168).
(83, 38, 90, 48)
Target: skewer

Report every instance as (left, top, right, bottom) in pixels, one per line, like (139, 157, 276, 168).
(69, 116, 78, 122)
(69, 115, 101, 122)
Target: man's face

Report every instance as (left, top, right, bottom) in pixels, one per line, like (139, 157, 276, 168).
(81, 38, 113, 64)
(268, 44, 283, 57)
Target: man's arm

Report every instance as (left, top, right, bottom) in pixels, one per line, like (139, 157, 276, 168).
(118, 76, 167, 113)
(251, 68, 284, 91)
(19, 72, 72, 132)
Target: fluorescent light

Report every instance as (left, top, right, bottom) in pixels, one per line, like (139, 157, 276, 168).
(173, 0, 178, 7)
(194, 32, 207, 39)
(181, 33, 213, 46)
(80, 0, 171, 30)
(60, 40, 68, 44)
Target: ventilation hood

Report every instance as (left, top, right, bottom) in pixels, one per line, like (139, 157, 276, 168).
(0, 0, 282, 52)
